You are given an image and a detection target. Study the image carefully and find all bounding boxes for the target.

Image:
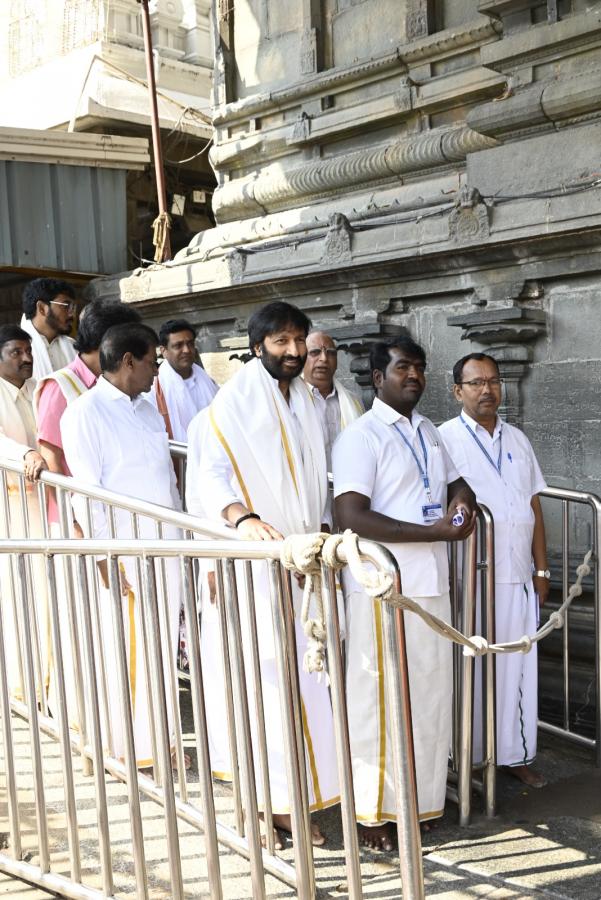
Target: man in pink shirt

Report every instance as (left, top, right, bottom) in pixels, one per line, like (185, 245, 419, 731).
(36, 300, 141, 521)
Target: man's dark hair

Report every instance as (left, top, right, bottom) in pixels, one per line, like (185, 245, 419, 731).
(22, 278, 76, 319)
(0, 325, 31, 354)
(247, 301, 312, 351)
(452, 352, 500, 384)
(159, 318, 196, 347)
(74, 301, 142, 354)
(99, 323, 158, 373)
(369, 336, 427, 376)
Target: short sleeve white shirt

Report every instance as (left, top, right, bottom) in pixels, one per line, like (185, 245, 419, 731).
(439, 412, 547, 584)
(332, 397, 459, 597)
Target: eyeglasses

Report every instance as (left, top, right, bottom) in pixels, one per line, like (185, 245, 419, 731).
(307, 348, 337, 359)
(50, 300, 77, 312)
(459, 377, 503, 389)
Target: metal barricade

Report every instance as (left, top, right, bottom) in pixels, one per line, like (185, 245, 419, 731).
(538, 487, 601, 766)
(0, 458, 425, 899)
(448, 505, 496, 826)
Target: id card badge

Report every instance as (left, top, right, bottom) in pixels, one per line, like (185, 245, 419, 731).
(422, 502, 443, 524)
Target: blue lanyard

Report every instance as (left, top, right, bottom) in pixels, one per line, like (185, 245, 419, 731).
(393, 422, 432, 501)
(460, 414, 502, 475)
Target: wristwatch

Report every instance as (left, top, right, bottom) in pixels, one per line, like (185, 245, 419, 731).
(534, 569, 551, 579)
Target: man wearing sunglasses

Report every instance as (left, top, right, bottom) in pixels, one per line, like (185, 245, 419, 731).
(20, 277, 77, 381)
(439, 352, 549, 788)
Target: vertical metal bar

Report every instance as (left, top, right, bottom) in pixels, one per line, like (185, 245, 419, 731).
(321, 562, 363, 899)
(36, 481, 50, 539)
(132, 513, 159, 787)
(15, 552, 50, 872)
(18, 477, 47, 717)
(74, 554, 114, 896)
(214, 560, 244, 836)
(562, 500, 570, 731)
(156, 523, 187, 801)
(449, 541, 461, 770)
(141, 556, 184, 900)
(46, 554, 81, 883)
(222, 559, 266, 900)
(241, 560, 275, 856)
(594, 501, 601, 768)
(458, 530, 477, 827)
(267, 561, 313, 900)
(180, 555, 223, 900)
(107, 555, 149, 900)
(480, 508, 497, 818)
(0, 550, 22, 860)
(0, 470, 24, 695)
(380, 579, 424, 900)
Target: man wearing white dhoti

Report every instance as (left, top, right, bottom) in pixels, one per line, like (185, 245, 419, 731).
(439, 352, 549, 788)
(197, 301, 339, 847)
(148, 319, 218, 441)
(20, 278, 77, 381)
(302, 331, 364, 470)
(61, 323, 182, 768)
(0, 325, 49, 700)
(333, 336, 476, 851)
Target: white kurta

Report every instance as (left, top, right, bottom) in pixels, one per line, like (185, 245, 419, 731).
(196, 359, 339, 814)
(61, 376, 182, 766)
(439, 412, 547, 767)
(147, 361, 218, 442)
(0, 376, 50, 703)
(20, 316, 76, 382)
(332, 398, 458, 822)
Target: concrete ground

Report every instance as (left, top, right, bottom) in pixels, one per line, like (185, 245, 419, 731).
(1, 695, 600, 899)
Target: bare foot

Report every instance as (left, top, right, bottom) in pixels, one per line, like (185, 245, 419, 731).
(358, 822, 395, 851)
(420, 819, 438, 834)
(171, 751, 192, 772)
(503, 764, 547, 788)
(258, 814, 286, 851)
(268, 813, 326, 847)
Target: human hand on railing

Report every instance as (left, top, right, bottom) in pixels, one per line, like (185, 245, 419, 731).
(23, 450, 48, 482)
(237, 516, 284, 541)
(97, 559, 133, 596)
(430, 507, 477, 542)
(533, 574, 550, 607)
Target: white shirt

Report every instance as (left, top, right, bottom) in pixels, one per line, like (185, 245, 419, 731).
(307, 383, 341, 469)
(61, 375, 181, 540)
(439, 412, 546, 584)
(332, 397, 459, 597)
(20, 316, 76, 381)
(0, 377, 37, 461)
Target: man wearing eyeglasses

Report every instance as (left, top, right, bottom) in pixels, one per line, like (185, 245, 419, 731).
(302, 331, 363, 470)
(20, 278, 77, 381)
(439, 352, 549, 788)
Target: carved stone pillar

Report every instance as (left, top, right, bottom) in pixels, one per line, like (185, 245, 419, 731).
(331, 323, 409, 409)
(447, 302, 547, 425)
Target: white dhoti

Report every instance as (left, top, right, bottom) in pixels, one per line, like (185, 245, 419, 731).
(345, 583, 452, 822)
(473, 580, 539, 767)
(201, 564, 339, 814)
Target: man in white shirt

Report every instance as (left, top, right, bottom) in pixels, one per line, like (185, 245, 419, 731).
(20, 278, 77, 380)
(302, 331, 363, 469)
(196, 300, 338, 848)
(61, 323, 182, 769)
(149, 318, 218, 441)
(333, 336, 476, 850)
(0, 324, 48, 699)
(439, 352, 549, 788)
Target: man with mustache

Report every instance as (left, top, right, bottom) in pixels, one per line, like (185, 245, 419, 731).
(197, 301, 338, 848)
(20, 278, 77, 381)
(439, 353, 549, 788)
(333, 336, 476, 850)
(0, 324, 49, 698)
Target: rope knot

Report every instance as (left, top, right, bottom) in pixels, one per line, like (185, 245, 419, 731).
(519, 635, 532, 654)
(463, 635, 489, 657)
(549, 610, 564, 629)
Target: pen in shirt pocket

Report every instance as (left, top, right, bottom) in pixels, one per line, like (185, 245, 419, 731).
(507, 452, 512, 462)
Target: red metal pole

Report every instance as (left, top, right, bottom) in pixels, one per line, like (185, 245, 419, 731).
(139, 0, 171, 262)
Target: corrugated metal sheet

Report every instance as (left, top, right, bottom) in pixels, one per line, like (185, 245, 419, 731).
(0, 160, 127, 274)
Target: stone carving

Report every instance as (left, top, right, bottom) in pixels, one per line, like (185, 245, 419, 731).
(321, 214, 353, 265)
(291, 111, 311, 143)
(225, 249, 247, 281)
(448, 187, 490, 245)
(300, 27, 317, 75)
(406, 7, 429, 40)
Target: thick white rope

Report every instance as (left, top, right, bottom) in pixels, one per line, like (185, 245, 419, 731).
(280, 529, 592, 673)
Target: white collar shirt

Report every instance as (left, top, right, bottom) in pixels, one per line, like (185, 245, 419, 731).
(439, 411, 547, 583)
(61, 375, 181, 540)
(308, 383, 341, 470)
(332, 397, 459, 597)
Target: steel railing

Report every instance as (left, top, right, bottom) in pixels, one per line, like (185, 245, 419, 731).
(0, 457, 425, 900)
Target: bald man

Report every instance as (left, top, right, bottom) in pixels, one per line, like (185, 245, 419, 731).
(302, 331, 364, 469)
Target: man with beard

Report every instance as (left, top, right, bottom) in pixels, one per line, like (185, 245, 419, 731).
(0, 325, 49, 698)
(148, 318, 218, 441)
(333, 336, 476, 850)
(439, 352, 549, 787)
(20, 278, 77, 381)
(197, 301, 338, 847)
